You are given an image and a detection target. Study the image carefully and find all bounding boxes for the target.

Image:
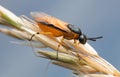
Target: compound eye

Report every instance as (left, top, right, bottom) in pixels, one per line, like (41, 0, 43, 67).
(79, 34, 87, 44)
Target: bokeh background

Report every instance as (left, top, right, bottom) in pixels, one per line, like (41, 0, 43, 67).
(0, 0, 120, 77)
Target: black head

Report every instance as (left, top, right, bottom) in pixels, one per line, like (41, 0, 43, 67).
(67, 24, 103, 44)
(79, 34, 87, 44)
(79, 34, 103, 44)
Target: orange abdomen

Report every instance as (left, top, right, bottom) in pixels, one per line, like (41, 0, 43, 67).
(38, 23, 64, 37)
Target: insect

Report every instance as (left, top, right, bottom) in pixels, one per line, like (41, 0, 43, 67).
(31, 12, 102, 44)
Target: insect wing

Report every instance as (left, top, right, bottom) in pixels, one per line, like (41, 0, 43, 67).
(31, 12, 71, 32)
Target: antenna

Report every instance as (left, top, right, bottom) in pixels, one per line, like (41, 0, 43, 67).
(87, 36, 103, 41)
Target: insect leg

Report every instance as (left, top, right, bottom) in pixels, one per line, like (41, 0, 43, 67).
(29, 32, 39, 41)
(29, 32, 53, 41)
(73, 39, 79, 49)
(56, 37, 64, 59)
(73, 39, 82, 59)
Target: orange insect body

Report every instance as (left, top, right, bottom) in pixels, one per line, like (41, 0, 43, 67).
(31, 12, 79, 40)
(31, 12, 102, 44)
